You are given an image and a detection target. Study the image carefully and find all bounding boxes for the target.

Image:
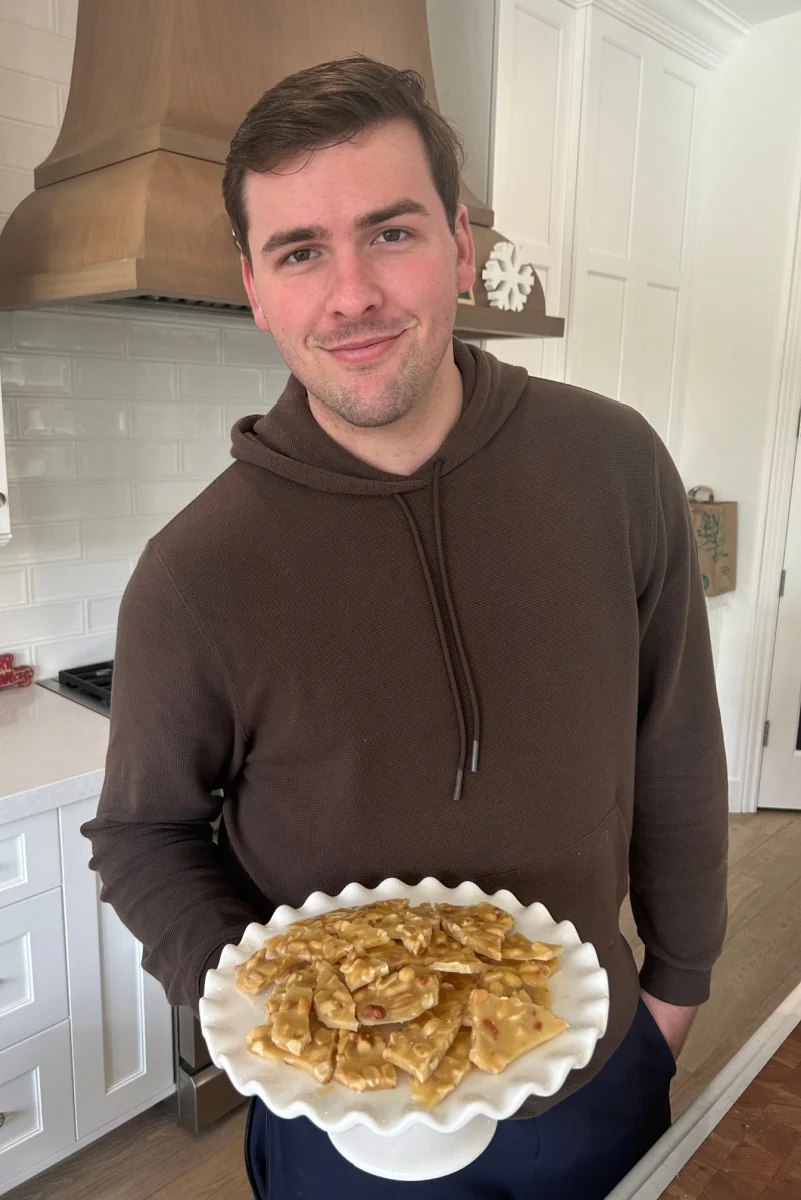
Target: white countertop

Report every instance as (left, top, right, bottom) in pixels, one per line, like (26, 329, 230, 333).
(0, 682, 109, 823)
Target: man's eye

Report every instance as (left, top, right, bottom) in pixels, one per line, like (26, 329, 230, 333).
(375, 229, 410, 245)
(283, 247, 318, 265)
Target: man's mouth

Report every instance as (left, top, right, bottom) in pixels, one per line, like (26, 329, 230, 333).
(322, 329, 407, 366)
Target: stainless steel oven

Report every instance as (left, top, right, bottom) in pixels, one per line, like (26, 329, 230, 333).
(39, 661, 246, 1132)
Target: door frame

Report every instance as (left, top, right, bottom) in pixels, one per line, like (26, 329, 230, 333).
(742, 161, 801, 812)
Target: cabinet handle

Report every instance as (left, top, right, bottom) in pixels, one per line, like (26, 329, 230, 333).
(0, 1111, 5, 1128)
(0, 491, 7, 508)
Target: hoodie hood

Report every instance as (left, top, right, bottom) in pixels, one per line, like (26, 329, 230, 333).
(229, 338, 530, 494)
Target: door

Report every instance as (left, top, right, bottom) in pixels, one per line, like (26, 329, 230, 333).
(59, 796, 174, 1139)
(759, 427, 801, 810)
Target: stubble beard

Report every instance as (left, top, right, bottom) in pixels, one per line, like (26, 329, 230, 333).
(279, 296, 458, 431)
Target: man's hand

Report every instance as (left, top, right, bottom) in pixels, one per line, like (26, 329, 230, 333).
(640, 989, 698, 1061)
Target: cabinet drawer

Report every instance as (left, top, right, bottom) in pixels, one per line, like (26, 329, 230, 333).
(0, 810, 61, 910)
(0, 889, 69, 1052)
(0, 1021, 75, 1193)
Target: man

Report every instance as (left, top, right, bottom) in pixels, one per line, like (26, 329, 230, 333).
(83, 56, 729, 1199)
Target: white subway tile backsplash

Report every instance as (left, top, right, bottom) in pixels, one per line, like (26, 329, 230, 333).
(127, 321, 220, 362)
(130, 401, 221, 440)
(6, 482, 22, 516)
(133, 479, 207, 515)
(2, 395, 17, 438)
(31, 557, 132, 602)
(77, 441, 178, 480)
(0, 117, 58, 170)
(221, 328, 284, 366)
(73, 357, 175, 399)
(265, 369, 289, 404)
(0, 354, 71, 394)
(32, 631, 116, 676)
(18, 398, 128, 438)
(21, 481, 131, 523)
(0, 19, 74, 84)
(0, 164, 32, 211)
(3, 600, 83, 644)
(7, 441, 76, 480)
(180, 363, 262, 401)
(0, 311, 11, 350)
(55, 0, 78, 38)
(0, 67, 59, 127)
(180, 442, 233, 478)
(0, 521, 81, 564)
(0, 567, 26, 606)
(12, 310, 126, 354)
(87, 594, 122, 632)
(0, 0, 55, 31)
(82, 516, 166, 558)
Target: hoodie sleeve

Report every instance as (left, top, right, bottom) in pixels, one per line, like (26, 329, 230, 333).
(80, 541, 259, 1012)
(629, 427, 729, 1007)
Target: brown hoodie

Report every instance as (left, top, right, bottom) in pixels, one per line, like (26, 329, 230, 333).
(82, 338, 728, 1118)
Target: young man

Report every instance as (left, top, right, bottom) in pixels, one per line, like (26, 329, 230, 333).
(83, 57, 729, 1199)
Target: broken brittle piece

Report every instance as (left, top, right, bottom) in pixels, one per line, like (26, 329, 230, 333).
(264, 925, 351, 965)
(270, 973, 315, 1056)
(236, 951, 309, 996)
(283, 1016, 338, 1084)
(468, 989, 568, 1074)
(384, 982, 470, 1082)
(339, 941, 412, 992)
(376, 908, 436, 955)
(501, 933, 564, 961)
(437, 902, 514, 962)
(313, 962, 358, 1031)
(411, 1028, 473, 1109)
(246, 1024, 286, 1063)
(354, 962, 439, 1025)
(322, 917, 391, 953)
(334, 1028, 397, 1092)
(421, 929, 485, 974)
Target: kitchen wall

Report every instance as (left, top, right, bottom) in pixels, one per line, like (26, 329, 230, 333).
(679, 10, 801, 809)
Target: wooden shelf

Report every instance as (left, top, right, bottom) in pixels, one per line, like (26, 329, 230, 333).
(454, 302, 565, 340)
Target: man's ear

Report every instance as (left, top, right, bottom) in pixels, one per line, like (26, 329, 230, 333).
(454, 203, 476, 296)
(241, 255, 271, 332)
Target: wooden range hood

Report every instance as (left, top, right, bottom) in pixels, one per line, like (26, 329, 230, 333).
(0, 0, 564, 339)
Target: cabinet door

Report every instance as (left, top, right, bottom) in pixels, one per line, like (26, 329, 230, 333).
(0, 1021, 75, 1194)
(60, 797, 174, 1140)
(487, 0, 581, 383)
(0, 889, 69, 1052)
(567, 9, 709, 450)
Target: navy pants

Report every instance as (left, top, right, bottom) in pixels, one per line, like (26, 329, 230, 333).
(244, 999, 675, 1199)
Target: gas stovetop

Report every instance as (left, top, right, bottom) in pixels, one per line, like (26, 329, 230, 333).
(38, 660, 113, 717)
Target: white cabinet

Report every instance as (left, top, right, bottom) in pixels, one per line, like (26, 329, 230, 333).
(0, 809, 61, 909)
(0, 889, 69, 1052)
(60, 797, 174, 1141)
(0, 373, 10, 547)
(0, 1022, 75, 1186)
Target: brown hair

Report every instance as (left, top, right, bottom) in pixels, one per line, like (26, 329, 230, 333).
(222, 55, 464, 263)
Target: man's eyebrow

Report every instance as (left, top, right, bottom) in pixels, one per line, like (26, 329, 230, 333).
(259, 200, 430, 257)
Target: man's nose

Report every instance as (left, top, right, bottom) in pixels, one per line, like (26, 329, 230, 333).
(327, 251, 383, 320)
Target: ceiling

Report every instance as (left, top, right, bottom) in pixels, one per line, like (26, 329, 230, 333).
(722, 0, 801, 23)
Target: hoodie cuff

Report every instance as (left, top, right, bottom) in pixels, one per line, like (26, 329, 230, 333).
(192, 937, 241, 1015)
(639, 950, 712, 1006)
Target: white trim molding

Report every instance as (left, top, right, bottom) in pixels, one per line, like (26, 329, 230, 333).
(564, 0, 750, 68)
(741, 142, 801, 813)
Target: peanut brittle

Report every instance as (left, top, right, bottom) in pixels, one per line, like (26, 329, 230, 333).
(501, 933, 564, 961)
(246, 1024, 286, 1063)
(236, 951, 309, 996)
(358, 897, 410, 922)
(283, 1016, 338, 1084)
(384, 982, 470, 1082)
(410, 1028, 473, 1109)
(264, 925, 351, 964)
(313, 962, 358, 1031)
(265, 965, 316, 1018)
(376, 908, 436, 955)
(339, 941, 412, 992)
(468, 989, 568, 1074)
(270, 973, 315, 1056)
(354, 962, 439, 1025)
(322, 917, 391, 953)
(334, 1028, 397, 1092)
(421, 928, 485, 974)
(437, 902, 514, 961)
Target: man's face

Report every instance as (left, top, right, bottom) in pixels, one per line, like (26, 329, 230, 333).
(240, 120, 475, 429)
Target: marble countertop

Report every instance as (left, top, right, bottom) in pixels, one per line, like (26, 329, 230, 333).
(0, 682, 109, 823)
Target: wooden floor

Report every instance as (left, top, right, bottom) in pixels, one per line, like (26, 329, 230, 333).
(663, 1020, 801, 1199)
(8, 810, 801, 1200)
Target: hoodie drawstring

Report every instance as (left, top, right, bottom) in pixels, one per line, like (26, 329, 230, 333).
(393, 462, 480, 802)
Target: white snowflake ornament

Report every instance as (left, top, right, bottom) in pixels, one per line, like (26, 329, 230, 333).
(482, 241, 535, 312)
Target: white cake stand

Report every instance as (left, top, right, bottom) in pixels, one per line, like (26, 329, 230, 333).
(328, 1114, 498, 1180)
